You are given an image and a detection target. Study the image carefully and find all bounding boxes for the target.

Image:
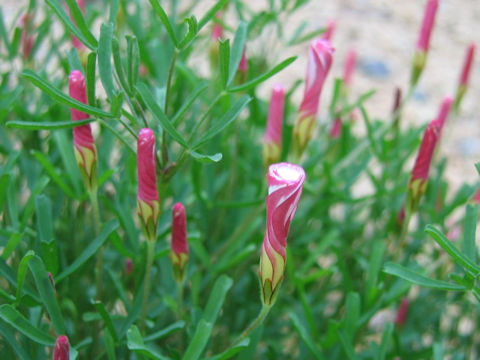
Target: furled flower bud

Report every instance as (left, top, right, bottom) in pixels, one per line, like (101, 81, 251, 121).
(342, 49, 356, 90)
(455, 43, 476, 111)
(69, 70, 97, 192)
(292, 39, 334, 158)
(170, 203, 188, 282)
(395, 298, 409, 327)
(323, 20, 336, 41)
(472, 187, 480, 205)
(20, 12, 34, 60)
(211, 11, 223, 41)
(436, 96, 453, 131)
(69, 0, 86, 50)
(53, 335, 70, 360)
(259, 163, 306, 306)
(263, 83, 285, 166)
(137, 128, 160, 242)
(329, 117, 342, 139)
(407, 119, 440, 213)
(411, 0, 438, 86)
(238, 45, 248, 73)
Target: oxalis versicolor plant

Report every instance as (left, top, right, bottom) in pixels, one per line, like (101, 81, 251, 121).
(0, 0, 479, 359)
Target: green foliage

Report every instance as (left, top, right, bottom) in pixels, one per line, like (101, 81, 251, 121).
(0, 0, 478, 359)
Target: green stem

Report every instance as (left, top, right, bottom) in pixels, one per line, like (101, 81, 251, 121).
(176, 280, 184, 352)
(88, 189, 103, 300)
(398, 206, 413, 260)
(232, 304, 271, 346)
(141, 239, 156, 333)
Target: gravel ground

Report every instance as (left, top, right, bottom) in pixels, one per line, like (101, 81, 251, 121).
(3, 0, 480, 193)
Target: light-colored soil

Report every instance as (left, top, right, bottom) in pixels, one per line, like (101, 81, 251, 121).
(3, 0, 480, 193)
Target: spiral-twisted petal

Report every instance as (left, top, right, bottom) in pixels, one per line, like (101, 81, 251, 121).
(264, 83, 285, 144)
(436, 96, 453, 130)
(459, 43, 476, 86)
(137, 128, 159, 204)
(416, 0, 438, 52)
(259, 163, 306, 305)
(171, 203, 188, 255)
(69, 70, 95, 151)
(293, 39, 333, 156)
(410, 119, 440, 183)
(53, 335, 70, 360)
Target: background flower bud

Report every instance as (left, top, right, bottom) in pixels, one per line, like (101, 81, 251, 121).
(170, 202, 188, 282)
(69, 70, 97, 191)
(293, 39, 334, 157)
(263, 83, 285, 166)
(137, 128, 160, 242)
(416, 0, 438, 53)
(53, 335, 70, 360)
(259, 162, 306, 306)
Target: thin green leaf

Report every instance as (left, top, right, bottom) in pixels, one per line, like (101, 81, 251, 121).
(219, 39, 230, 89)
(194, 95, 251, 148)
(6, 118, 94, 130)
(376, 322, 393, 360)
(337, 329, 358, 360)
(206, 338, 250, 360)
(182, 320, 213, 360)
(135, 83, 189, 148)
(45, 0, 96, 50)
(1, 232, 23, 260)
(198, 0, 229, 31)
(126, 36, 140, 91)
(22, 70, 114, 118)
(67, 48, 84, 73)
(228, 56, 297, 92)
(28, 256, 65, 334)
(203, 275, 233, 324)
(15, 250, 35, 304)
(0, 8, 10, 55)
(0, 304, 55, 346)
(0, 322, 30, 360)
(425, 225, 480, 276)
(93, 301, 118, 342)
(144, 321, 185, 342)
(31, 150, 77, 198)
(189, 151, 222, 163)
(228, 21, 247, 86)
(178, 16, 198, 49)
(65, 0, 98, 47)
(109, 0, 120, 24)
(86, 52, 97, 105)
(98, 23, 115, 99)
(289, 313, 324, 359)
(127, 325, 169, 360)
(112, 36, 131, 95)
(148, 0, 178, 47)
(171, 83, 208, 125)
(344, 292, 360, 341)
(463, 204, 478, 263)
(105, 331, 116, 360)
(383, 262, 466, 291)
(56, 219, 119, 283)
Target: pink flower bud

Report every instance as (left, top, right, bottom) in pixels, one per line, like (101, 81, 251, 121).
(170, 203, 188, 282)
(472, 187, 480, 205)
(69, 0, 86, 50)
(323, 20, 336, 41)
(329, 117, 342, 139)
(263, 83, 285, 165)
(259, 163, 306, 305)
(395, 298, 409, 327)
(211, 11, 223, 40)
(343, 49, 356, 89)
(69, 70, 97, 191)
(125, 258, 133, 275)
(293, 39, 334, 157)
(455, 43, 476, 111)
(137, 128, 160, 242)
(459, 43, 476, 87)
(53, 335, 70, 360)
(20, 13, 34, 60)
(436, 96, 453, 130)
(238, 45, 248, 73)
(408, 119, 440, 211)
(416, 0, 438, 53)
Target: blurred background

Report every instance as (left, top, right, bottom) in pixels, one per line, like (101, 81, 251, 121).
(3, 0, 479, 191)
